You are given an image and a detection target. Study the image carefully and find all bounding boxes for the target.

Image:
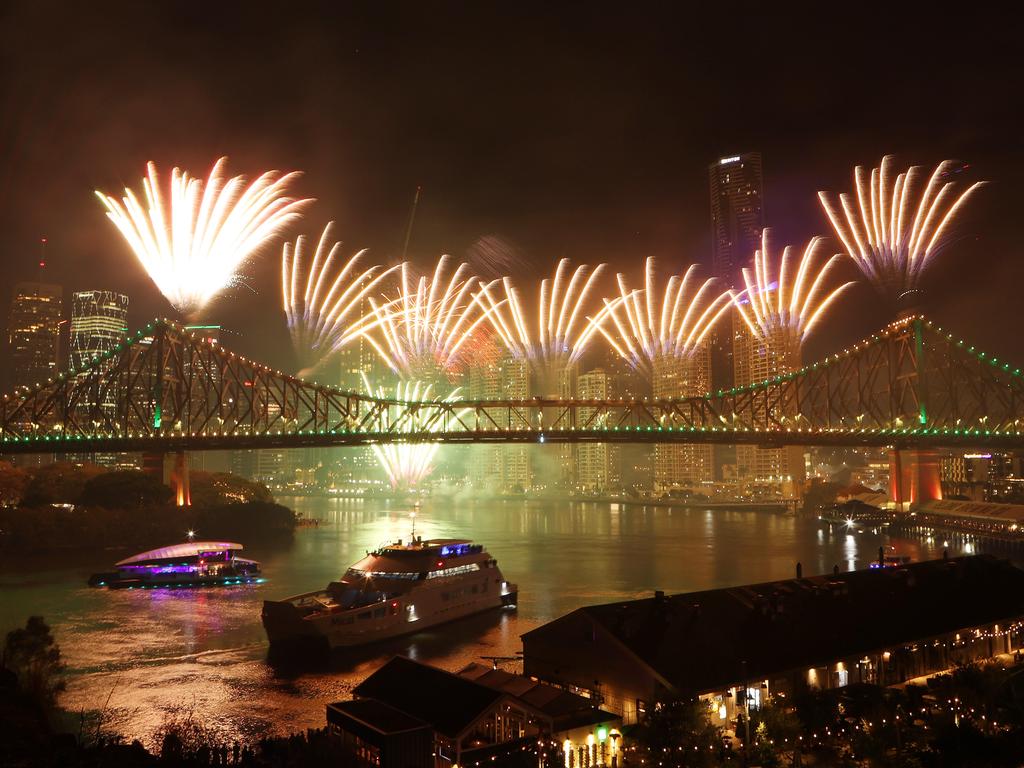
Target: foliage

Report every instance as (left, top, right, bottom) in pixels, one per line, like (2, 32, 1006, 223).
(195, 501, 296, 542)
(21, 461, 106, 506)
(0, 461, 30, 507)
(189, 471, 273, 507)
(2, 616, 65, 708)
(626, 698, 729, 767)
(801, 478, 843, 514)
(80, 470, 174, 508)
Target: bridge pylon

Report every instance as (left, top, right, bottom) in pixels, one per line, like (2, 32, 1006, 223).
(889, 448, 943, 511)
(142, 449, 191, 507)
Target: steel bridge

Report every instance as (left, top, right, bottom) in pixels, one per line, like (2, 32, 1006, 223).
(2, 315, 1024, 455)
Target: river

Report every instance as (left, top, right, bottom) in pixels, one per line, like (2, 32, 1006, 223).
(0, 497, 976, 747)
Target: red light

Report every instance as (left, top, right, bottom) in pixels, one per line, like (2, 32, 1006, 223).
(391, 601, 398, 608)
(40, 237, 47, 244)
(437, 561, 444, 567)
(39, 261, 46, 268)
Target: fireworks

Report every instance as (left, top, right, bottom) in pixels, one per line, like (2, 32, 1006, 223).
(361, 374, 469, 490)
(818, 155, 984, 305)
(365, 256, 494, 379)
(732, 229, 855, 344)
(281, 223, 399, 377)
(96, 157, 310, 320)
(473, 258, 606, 377)
(589, 258, 732, 377)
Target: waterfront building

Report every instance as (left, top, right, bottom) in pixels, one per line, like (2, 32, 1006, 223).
(734, 315, 805, 496)
(467, 340, 532, 492)
(522, 555, 1024, 725)
(7, 281, 63, 389)
(652, 348, 713, 493)
(326, 656, 619, 768)
(575, 368, 618, 492)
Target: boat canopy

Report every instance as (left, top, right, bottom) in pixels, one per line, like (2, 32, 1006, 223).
(116, 541, 243, 566)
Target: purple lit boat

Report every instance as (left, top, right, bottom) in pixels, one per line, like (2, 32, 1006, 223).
(88, 541, 262, 589)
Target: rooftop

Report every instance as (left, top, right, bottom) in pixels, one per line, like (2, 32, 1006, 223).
(116, 541, 242, 565)
(353, 656, 505, 739)
(326, 699, 430, 736)
(523, 555, 1024, 695)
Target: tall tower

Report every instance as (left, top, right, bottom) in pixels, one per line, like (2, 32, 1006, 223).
(709, 153, 765, 289)
(8, 282, 63, 389)
(709, 153, 765, 478)
(70, 290, 128, 370)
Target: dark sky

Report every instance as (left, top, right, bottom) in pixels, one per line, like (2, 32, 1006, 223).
(0, 1, 1020, 373)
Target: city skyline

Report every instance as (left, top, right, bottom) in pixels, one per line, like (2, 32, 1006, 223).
(1, 5, 1019, 375)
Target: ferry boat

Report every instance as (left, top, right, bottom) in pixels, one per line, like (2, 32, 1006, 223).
(88, 541, 262, 589)
(261, 537, 517, 651)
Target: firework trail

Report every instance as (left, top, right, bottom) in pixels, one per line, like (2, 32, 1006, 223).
(365, 256, 496, 379)
(589, 258, 732, 377)
(281, 223, 399, 377)
(473, 258, 606, 376)
(818, 155, 984, 306)
(361, 373, 470, 490)
(96, 157, 310, 321)
(465, 234, 526, 278)
(731, 229, 855, 344)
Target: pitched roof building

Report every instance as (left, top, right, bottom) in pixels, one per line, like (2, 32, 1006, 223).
(522, 555, 1024, 724)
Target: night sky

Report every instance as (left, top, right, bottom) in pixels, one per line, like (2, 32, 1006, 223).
(0, 2, 1020, 373)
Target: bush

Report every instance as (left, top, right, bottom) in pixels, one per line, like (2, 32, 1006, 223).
(80, 470, 174, 508)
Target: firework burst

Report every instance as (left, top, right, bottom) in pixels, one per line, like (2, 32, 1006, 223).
(589, 258, 732, 377)
(818, 155, 984, 306)
(281, 223, 399, 377)
(365, 256, 494, 379)
(361, 373, 470, 490)
(732, 230, 855, 345)
(96, 157, 311, 320)
(473, 258, 606, 377)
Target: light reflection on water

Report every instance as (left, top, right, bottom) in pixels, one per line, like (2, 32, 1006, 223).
(0, 498, 972, 746)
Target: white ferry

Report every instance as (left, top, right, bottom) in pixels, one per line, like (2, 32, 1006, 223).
(88, 541, 262, 589)
(261, 537, 517, 651)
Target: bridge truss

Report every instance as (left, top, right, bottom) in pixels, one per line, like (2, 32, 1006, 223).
(2, 315, 1023, 454)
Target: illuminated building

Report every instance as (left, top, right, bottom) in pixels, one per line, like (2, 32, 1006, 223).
(70, 290, 128, 371)
(467, 340, 531, 492)
(709, 152, 764, 289)
(326, 656, 619, 768)
(7, 282, 62, 389)
(576, 368, 618, 492)
(652, 346, 712, 492)
(523, 555, 1024, 726)
(734, 321, 804, 494)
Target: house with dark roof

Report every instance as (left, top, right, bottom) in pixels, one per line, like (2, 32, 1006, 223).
(521, 555, 1024, 725)
(327, 656, 619, 768)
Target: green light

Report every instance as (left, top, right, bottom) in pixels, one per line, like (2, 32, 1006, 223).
(598, 728, 607, 742)
(153, 404, 162, 429)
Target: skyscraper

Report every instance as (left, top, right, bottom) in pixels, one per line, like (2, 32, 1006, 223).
(734, 324, 805, 495)
(70, 290, 128, 370)
(652, 345, 714, 492)
(7, 282, 63, 389)
(709, 152, 764, 288)
(576, 368, 618, 492)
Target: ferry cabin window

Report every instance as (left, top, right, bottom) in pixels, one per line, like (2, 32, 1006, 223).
(345, 569, 419, 580)
(426, 563, 481, 579)
(438, 543, 483, 557)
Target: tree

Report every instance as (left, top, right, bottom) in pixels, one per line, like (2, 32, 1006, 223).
(189, 471, 273, 508)
(0, 461, 30, 507)
(626, 699, 727, 767)
(80, 470, 174, 508)
(2, 616, 65, 708)
(21, 462, 106, 506)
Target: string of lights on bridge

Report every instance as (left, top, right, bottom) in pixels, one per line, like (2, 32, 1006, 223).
(3, 314, 1023, 447)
